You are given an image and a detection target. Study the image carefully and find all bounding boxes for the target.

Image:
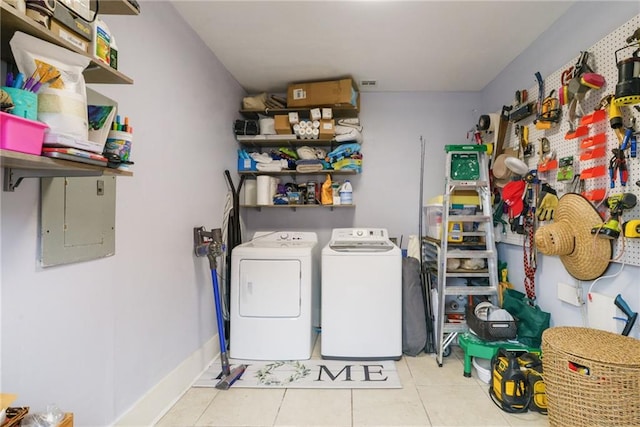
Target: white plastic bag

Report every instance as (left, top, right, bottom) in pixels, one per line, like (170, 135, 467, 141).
(10, 31, 91, 139)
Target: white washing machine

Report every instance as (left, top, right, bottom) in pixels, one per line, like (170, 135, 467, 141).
(230, 231, 319, 360)
(321, 228, 402, 360)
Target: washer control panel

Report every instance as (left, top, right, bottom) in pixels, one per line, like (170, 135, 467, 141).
(330, 228, 389, 241)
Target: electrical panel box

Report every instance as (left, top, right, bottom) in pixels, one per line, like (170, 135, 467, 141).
(40, 176, 116, 267)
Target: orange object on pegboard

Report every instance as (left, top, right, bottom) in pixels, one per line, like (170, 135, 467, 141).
(580, 165, 607, 179)
(579, 109, 607, 126)
(580, 133, 607, 149)
(582, 188, 606, 201)
(580, 146, 607, 160)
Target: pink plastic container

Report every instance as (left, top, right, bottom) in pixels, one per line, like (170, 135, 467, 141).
(0, 111, 48, 155)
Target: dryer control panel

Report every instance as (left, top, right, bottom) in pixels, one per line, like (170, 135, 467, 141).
(251, 231, 318, 244)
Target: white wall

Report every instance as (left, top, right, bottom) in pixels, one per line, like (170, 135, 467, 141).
(1, 3, 245, 425)
(482, 1, 640, 338)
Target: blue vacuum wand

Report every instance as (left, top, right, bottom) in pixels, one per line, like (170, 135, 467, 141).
(194, 227, 247, 389)
(615, 294, 638, 337)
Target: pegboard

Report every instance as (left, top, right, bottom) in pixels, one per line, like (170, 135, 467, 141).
(496, 14, 640, 267)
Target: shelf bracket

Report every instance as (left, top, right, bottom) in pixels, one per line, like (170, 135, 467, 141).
(4, 168, 102, 192)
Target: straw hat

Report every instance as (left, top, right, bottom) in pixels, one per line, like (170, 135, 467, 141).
(492, 148, 519, 187)
(492, 153, 513, 187)
(534, 193, 611, 280)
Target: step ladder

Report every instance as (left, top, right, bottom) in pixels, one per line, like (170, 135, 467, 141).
(434, 145, 499, 367)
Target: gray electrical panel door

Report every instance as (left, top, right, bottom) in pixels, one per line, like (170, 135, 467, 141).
(40, 176, 116, 267)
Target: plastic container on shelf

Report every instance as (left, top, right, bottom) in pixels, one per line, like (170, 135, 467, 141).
(0, 111, 48, 155)
(339, 180, 353, 205)
(424, 203, 477, 240)
(104, 130, 132, 161)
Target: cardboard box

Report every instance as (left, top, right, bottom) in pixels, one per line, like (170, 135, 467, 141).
(52, 2, 92, 41)
(50, 20, 90, 53)
(309, 108, 321, 121)
(274, 115, 291, 135)
(318, 119, 335, 138)
(287, 78, 359, 109)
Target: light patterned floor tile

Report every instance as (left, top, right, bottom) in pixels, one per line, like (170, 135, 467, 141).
(405, 352, 474, 386)
(156, 387, 218, 426)
(195, 388, 285, 426)
(274, 389, 352, 427)
(478, 386, 548, 427)
(352, 386, 430, 426)
(394, 356, 415, 387)
(418, 384, 510, 426)
(503, 411, 548, 427)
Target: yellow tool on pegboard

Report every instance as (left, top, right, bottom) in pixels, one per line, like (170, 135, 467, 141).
(623, 219, 640, 237)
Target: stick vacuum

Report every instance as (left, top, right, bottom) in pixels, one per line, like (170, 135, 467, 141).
(615, 294, 638, 337)
(194, 227, 246, 390)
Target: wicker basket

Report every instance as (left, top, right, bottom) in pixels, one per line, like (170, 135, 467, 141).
(465, 304, 517, 341)
(542, 327, 640, 427)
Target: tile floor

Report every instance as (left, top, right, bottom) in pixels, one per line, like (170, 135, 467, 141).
(156, 341, 547, 427)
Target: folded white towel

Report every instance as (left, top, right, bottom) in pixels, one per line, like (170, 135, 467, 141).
(334, 128, 363, 143)
(337, 119, 363, 132)
(250, 152, 273, 163)
(256, 159, 287, 171)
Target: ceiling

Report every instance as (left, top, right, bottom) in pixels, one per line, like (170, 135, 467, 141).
(171, 1, 575, 94)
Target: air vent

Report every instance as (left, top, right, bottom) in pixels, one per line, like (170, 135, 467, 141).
(360, 80, 377, 87)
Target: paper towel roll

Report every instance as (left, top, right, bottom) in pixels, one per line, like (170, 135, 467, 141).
(312, 120, 320, 129)
(312, 128, 319, 139)
(243, 179, 257, 205)
(257, 175, 273, 205)
(269, 176, 280, 201)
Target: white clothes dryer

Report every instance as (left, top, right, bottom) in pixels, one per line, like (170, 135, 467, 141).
(321, 228, 402, 360)
(230, 231, 319, 360)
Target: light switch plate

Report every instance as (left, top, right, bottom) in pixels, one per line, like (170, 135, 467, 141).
(557, 282, 581, 306)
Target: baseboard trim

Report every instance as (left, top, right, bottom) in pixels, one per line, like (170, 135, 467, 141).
(114, 335, 219, 426)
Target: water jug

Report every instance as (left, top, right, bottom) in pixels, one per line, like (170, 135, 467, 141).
(339, 180, 353, 205)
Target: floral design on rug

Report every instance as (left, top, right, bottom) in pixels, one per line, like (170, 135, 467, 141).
(255, 361, 311, 386)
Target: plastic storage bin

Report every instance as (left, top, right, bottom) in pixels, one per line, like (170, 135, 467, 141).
(0, 111, 48, 155)
(424, 203, 477, 240)
(465, 304, 517, 341)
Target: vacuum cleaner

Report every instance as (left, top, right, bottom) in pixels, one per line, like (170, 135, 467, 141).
(194, 226, 246, 390)
(615, 294, 638, 337)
